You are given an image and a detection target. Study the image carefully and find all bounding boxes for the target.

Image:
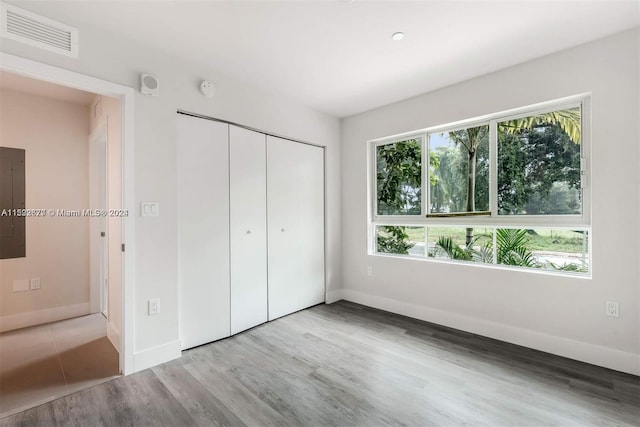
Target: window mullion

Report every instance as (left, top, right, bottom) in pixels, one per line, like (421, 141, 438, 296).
(492, 227, 497, 264)
(424, 225, 429, 257)
(422, 134, 428, 217)
(370, 142, 377, 220)
(489, 120, 498, 217)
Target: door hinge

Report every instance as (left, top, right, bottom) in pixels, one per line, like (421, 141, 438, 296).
(121, 243, 125, 252)
(101, 231, 106, 237)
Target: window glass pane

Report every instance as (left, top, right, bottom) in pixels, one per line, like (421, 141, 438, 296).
(376, 139, 421, 215)
(376, 225, 425, 256)
(498, 108, 582, 215)
(373, 224, 590, 274)
(427, 226, 493, 263)
(429, 125, 489, 214)
(495, 228, 588, 273)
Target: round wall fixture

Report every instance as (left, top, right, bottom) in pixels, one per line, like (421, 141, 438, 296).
(140, 73, 159, 96)
(200, 81, 216, 98)
(391, 32, 405, 41)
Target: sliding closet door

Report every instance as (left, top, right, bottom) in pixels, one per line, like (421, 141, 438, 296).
(229, 125, 268, 334)
(297, 143, 325, 307)
(267, 136, 325, 320)
(177, 114, 230, 349)
(267, 137, 300, 320)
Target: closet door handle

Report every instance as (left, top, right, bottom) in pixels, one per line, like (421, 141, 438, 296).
(246, 230, 251, 235)
(281, 228, 285, 232)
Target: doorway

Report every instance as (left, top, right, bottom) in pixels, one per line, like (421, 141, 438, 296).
(0, 52, 135, 416)
(0, 52, 135, 376)
(0, 70, 120, 416)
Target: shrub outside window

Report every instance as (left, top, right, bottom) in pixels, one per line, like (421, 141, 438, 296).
(376, 138, 422, 216)
(369, 96, 591, 275)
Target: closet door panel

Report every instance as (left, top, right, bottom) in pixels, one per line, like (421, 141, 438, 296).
(267, 136, 299, 320)
(230, 125, 268, 334)
(297, 143, 325, 308)
(177, 114, 230, 349)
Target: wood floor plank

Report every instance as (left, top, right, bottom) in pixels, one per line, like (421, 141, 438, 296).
(1, 369, 195, 427)
(152, 360, 246, 427)
(1, 301, 638, 426)
(183, 354, 293, 427)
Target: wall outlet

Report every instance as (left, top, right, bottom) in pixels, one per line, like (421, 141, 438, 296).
(148, 298, 160, 316)
(605, 301, 619, 317)
(12, 279, 29, 292)
(30, 278, 41, 290)
(367, 266, 373, 276)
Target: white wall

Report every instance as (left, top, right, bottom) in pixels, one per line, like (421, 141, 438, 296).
(0, 8, 340, 370)
(0, 88, 91, 330)
(340, 29, 640, 374)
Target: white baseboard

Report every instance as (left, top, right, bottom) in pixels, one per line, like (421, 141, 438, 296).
(0, 302, 91, 332)
(133, 339, 181, 372)
(340, 289, 640, 376)
(107, 321, 121, 352)
(325, 289, 344, 304)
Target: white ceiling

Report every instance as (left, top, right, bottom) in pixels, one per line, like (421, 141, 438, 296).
(0, 70, 95, 106)
(9, 1, 639, 117)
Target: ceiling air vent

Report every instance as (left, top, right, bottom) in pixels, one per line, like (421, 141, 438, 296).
(1, 3, 78, 58)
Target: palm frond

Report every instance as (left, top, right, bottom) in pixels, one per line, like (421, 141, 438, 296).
(549, 261, 588, 273)
(434, 236, 472, 261)
(499, 109, 581, 144)
(495, 229, 538, 267)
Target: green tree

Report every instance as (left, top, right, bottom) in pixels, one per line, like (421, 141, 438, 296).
(376, 140, 421, 215)
(431, 146, 464, 212)
(498, 112, 581, 215)
(443, 109, 581, 244)
(446, 126, 489, 215)
(445, 126, 489, 245)
(376, 139, 422, 254)
(377, 226, 414, 255)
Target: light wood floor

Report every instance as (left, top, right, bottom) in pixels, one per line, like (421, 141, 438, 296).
(2, 301, 638, 426)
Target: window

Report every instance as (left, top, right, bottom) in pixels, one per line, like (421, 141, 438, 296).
(376, 138, 422, 216)
(369, 96, 590, 275)
(429, 124, 489, 215)
(497, 108, 582, 216)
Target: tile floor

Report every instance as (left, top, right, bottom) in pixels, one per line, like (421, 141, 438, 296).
(0, 314, 119, 418)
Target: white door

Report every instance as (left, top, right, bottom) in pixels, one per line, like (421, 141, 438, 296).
(297, 143, 325, 308)
(267, 136, 325, 320)
(267, 137, 299, 320)
(229, 125, 267, 334)
(89, 127, 108, 316)
(177, 114, 230, 349)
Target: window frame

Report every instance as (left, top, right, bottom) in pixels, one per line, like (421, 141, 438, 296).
(368, 94, 592, 269)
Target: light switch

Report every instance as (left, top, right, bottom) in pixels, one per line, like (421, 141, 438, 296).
(141, 201, 160, 217)
(30, 278, 41, 290)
